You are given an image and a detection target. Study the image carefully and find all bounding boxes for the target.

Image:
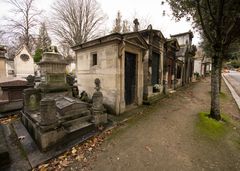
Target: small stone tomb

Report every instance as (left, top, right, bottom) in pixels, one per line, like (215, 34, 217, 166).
(0, 80, 34, 113)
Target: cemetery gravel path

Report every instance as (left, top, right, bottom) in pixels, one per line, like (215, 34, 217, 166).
(68, 78, 240, 171)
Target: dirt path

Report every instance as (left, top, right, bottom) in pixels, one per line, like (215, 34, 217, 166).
(68, 78, 240, 171)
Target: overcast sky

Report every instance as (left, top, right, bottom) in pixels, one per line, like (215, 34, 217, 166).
(0, 0, 200, 45)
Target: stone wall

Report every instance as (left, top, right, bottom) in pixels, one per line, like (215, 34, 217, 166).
(76, 43, 119, 114)
(194, 59, 202, 75)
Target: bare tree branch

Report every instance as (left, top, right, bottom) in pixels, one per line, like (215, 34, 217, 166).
(3, 0, 42, 51)
(51, 0, 106, 47)
(196, 0, 213, 44)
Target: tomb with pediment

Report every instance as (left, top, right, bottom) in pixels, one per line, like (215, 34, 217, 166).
(72, 22, 149, 115)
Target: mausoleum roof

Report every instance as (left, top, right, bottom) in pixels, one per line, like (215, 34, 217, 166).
(171, 30, 194, 39)
(71, 32, 148, 51)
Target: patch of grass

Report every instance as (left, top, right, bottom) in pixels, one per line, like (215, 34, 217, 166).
(196, 112, 229, 140)
(219, 92, 228, 99)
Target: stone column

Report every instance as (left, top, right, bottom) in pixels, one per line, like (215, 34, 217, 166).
(40, 98, 57, 126)
(119, 42, 126, 114)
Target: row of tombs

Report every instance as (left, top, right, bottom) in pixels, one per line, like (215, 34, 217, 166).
(0, 25, 197, 152)
(71, 25, 197, 115)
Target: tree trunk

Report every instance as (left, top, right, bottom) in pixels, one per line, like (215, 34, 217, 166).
(218, 57, 223, 92)
(210, 54, 221, 120)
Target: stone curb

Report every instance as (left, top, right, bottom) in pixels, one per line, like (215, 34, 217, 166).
(222, 74, 240, 110)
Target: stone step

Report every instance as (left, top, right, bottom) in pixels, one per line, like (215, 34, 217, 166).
(66, 121, 94, 133)
(62, 115, 92, 128)
(62, 115, 94, 134)
(62, 121, 96, 148)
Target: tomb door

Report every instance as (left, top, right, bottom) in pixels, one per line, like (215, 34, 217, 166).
(168, 58, 173, 88)
(152, 52, 160, 85)
(125, 52, 137, 105)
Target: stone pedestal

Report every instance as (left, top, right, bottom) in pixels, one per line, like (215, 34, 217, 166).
(37, 46, 70, 93)
(40, 98, 57, 126)
(92, 91, 104, 112)
(92, 114, 108, 125)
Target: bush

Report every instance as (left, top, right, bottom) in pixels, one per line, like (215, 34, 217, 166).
(34, 48, 43, 63)
(230, 60, 240, 68)
(194, 72, 200, 79)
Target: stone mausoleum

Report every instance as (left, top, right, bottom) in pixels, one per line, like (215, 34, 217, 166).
(72, 32, 148, 115)
(21, 46, 107, 151)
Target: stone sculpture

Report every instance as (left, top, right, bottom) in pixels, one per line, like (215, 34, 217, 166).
(91, 78, 108, 126)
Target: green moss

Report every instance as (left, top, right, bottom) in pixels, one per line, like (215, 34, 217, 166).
(196, 112, 229, 139)
(220, 113, 231, 123)
(219, 92, 228, 99)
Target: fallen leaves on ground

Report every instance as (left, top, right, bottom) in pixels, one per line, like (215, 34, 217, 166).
(0, 114, 19, 124)
(145, 145, 152, 152)
(34, 130, 112, 171)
